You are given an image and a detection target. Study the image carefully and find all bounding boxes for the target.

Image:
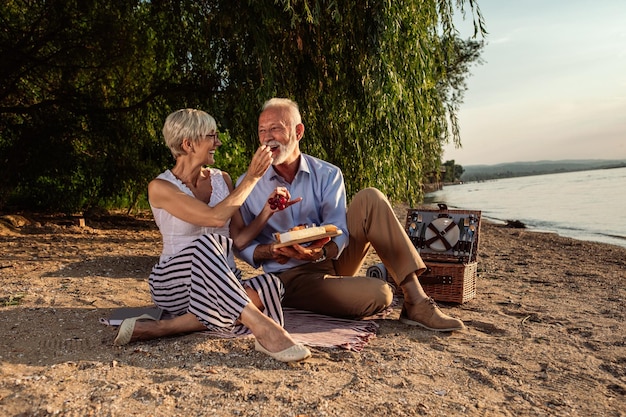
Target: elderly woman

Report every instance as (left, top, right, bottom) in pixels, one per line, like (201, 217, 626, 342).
(113, 109, 310, 363)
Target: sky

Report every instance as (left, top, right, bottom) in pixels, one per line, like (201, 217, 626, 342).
(443, 0, 626, 166)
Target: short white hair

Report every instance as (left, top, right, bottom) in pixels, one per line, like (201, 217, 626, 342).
(261, 98, 302, 126)
(162, 109, 217, 158)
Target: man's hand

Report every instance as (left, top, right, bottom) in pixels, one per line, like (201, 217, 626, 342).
(267, 187, 302, 212)
(274, 236, 331, 262)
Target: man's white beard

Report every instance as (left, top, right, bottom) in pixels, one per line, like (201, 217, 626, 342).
(268, 138, 298, 166)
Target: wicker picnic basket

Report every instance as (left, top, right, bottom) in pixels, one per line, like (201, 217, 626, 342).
(404, 203, 481, 303)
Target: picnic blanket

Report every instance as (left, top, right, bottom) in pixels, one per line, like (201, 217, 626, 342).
(283, 309, 379, 351)
(202, 308, 382, 352)
(104, 301, 398, 352)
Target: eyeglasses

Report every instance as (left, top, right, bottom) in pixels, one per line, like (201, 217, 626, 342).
(205, 132, 219, 141)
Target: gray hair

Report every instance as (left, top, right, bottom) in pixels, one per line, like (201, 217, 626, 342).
(162, 109, 217, 158)
(261, 98, 302, 126)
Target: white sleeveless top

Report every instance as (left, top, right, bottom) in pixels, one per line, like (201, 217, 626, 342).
(151, 168, 231, 262)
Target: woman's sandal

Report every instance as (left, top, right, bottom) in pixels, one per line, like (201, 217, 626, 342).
(113, 314, 158, 346)
(254, 339, 311, 362)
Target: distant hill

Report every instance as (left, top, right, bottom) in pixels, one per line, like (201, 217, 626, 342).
(461, 159, 626, 182)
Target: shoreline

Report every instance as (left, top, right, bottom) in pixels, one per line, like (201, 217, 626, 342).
(426, 166, 626, 251)
(416, 208, 626, 251)
(483, 216, 626, 250)
(1, 211, 625, 416)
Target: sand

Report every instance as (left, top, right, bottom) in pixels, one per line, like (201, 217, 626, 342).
(0, 206, 625, 417)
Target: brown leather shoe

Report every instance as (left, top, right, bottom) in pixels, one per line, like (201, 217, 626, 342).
(400, 297, 465, 331)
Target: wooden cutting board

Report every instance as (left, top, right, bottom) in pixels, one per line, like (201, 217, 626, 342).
(273, 230, 343, 248)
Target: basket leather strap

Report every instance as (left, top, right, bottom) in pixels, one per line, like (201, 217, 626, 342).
(419, 274, 453, 285)
(424, 221, 457, 250)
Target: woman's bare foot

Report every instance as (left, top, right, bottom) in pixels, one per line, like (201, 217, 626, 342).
(248, 312, 311, 362)
(239, 303, 299, 353)
(253, 324, 297, 353)
(127, 319, 161, 342)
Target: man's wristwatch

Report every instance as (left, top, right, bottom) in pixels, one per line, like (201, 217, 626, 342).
(313, 246, 327, 263)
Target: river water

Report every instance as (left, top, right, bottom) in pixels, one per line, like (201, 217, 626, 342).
(425, 166, 626, 248)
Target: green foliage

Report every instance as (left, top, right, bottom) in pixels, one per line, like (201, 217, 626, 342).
(212, 132, 251, 184)
(1, 293, 25, 307)
(0, 0, 485, 213)
(0, 1, 171, 212)
(212, 0, 484, 204)
(442, 160, 464, 182)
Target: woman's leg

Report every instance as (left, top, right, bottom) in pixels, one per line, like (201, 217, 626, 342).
(238, 303, 297, 353)
(128, 234, 296, 346)
(123, 312, 206, 343)
(243, 273, 285, 325)
(123, 298, 304, 356)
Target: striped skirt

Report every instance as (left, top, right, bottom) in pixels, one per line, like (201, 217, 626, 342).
(149, 233, 284, 335)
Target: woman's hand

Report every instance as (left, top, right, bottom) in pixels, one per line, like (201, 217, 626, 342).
(246, 145, 274, 179)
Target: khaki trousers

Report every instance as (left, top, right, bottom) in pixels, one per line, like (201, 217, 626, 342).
(278, 188, 427, 318)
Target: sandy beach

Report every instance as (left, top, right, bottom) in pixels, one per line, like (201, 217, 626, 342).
(0, 205, 625, 416)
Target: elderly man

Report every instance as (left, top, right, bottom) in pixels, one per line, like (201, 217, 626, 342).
(235, 98, 464, 331)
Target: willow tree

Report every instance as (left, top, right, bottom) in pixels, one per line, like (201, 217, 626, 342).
(0, 0, 484, 212)
(0, 1, 173, 211)
(207, 0, 485, 203)
(114, 0, 485, 202)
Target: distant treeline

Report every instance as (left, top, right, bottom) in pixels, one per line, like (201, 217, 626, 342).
(461, 160, 626, 182)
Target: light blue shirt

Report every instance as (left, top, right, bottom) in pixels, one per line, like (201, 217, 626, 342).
(236, 154, 349, 273)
